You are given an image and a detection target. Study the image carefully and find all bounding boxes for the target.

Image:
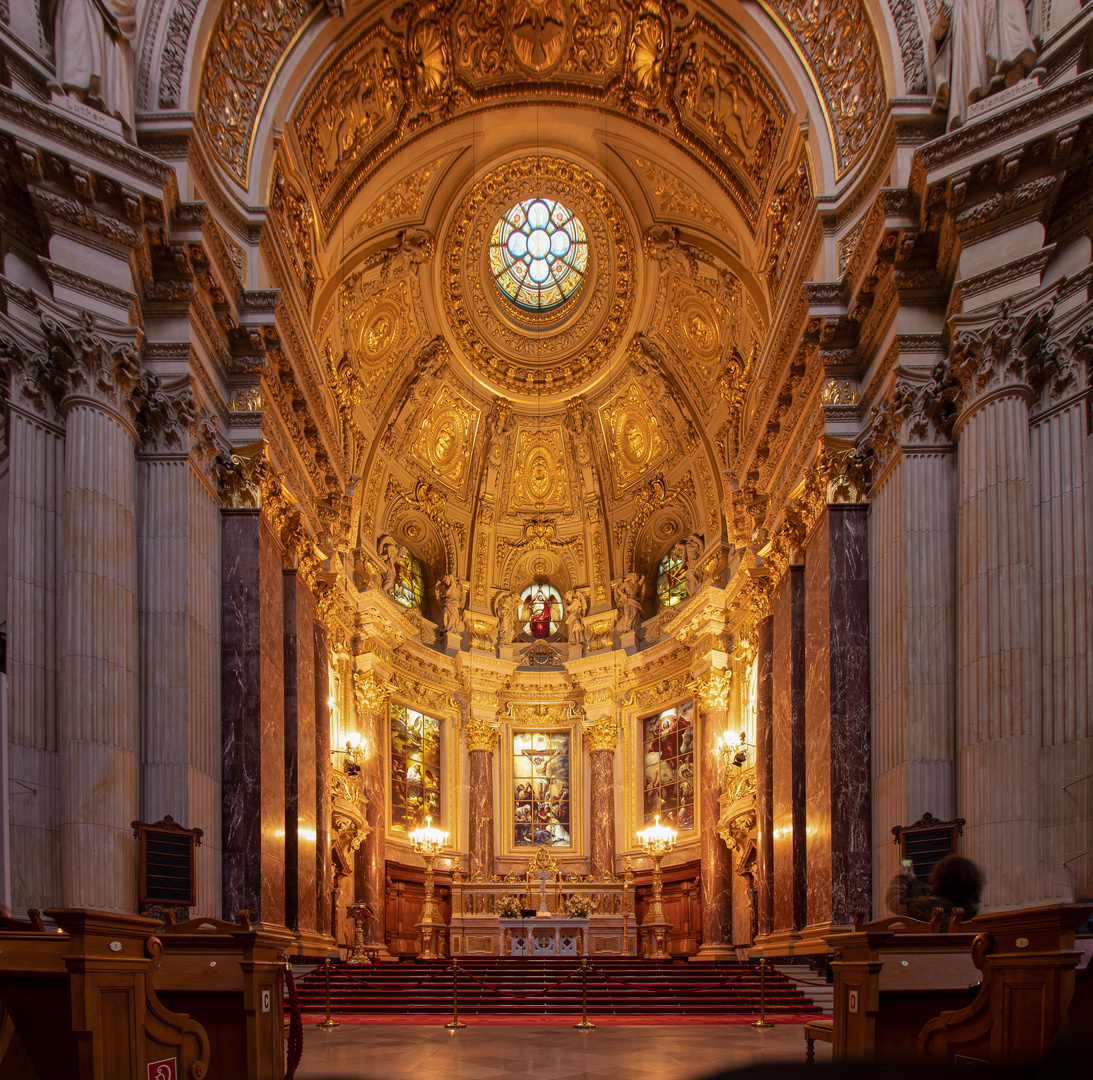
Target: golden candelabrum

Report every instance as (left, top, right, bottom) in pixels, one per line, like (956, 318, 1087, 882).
(345, 901, 373, 965)
(638, 814, 677, 961)
(410, 816, 448, 961)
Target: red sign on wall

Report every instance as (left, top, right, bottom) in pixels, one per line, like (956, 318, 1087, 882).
(147, 1058, 176, 1080)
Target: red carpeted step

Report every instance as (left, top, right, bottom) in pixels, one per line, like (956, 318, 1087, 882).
(294, 957, 824, 1017)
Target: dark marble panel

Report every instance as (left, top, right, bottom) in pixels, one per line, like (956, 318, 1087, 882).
(355, 705, 386, 945)
(295, 579, 318, 933)
(755, 616, 774, 937)
(589, 749, 615, 879)
(469, 749, 495, 878)
(805, 513, 832, 926)
(789, 567, 807, 930)
(283, 573, 300, 930)
(700, 706, 732, 947)
(314, 622, 331, 936)
(771, 574, 794, 932)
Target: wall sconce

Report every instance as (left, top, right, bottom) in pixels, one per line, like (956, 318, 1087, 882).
(341, 730, 363, 776)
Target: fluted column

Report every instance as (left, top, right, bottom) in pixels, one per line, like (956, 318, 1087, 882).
(353, 666, 395, 957)
(950, 309, 1044, 908)
(52, 318, 142, 911)
(1, 331, 65, 910)
(693, 669, 734, 959)
(464, 714, 498, 878)
(755, 615, 774, 938)
(584, 711, 620, 879)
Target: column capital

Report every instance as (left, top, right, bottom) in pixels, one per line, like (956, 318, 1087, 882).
(582, 713, 620, 754)
(463, 714, 500, 754)
(353, 667, 396, 717)
(689, 668, 732, 711)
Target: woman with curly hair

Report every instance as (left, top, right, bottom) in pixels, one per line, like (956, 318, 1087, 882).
(888, 855, 984, 926)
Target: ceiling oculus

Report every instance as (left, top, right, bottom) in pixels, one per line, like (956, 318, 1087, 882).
(489, 198, 588, 310)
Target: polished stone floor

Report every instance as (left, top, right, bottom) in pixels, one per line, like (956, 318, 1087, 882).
(295, 1022, 829, 1079)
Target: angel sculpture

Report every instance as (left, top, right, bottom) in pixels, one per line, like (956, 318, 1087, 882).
(563, 588, 588, 649)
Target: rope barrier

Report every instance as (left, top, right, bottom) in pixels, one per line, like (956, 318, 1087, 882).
(456, 966, 579, 999)
(317, 963, 451, 994)
(588, 965, 755, 994)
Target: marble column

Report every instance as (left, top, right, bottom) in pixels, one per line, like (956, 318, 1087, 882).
(57, 359, 141, 911)
(584, 711, 620, 879)
(954, 382, 1040, 908)
(138, 451, 222, 917)
(771, 566, 806, 935)
(221, 510, 286, 924)
(2, 374, 64, 911)
(755, 615, 774, 938)
(353, 667, 393, 957)
(694, 675, 734, 959)
(283, 570, 318, 939)
(314, 622, 332, 936)
(804, 506, 872, 932)
(467, 742, 496, 878)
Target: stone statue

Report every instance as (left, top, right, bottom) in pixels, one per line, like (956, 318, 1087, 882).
(684, 533, 705, 596)
(930, 0, 1037, 130)
(612, 573, 645, 634)
(563, 588, 588, 649)
(494, 590, 517, 645)
(436, 574, 466, 635)
(376, 534, 402, 594)
(53, 0, 138, 140)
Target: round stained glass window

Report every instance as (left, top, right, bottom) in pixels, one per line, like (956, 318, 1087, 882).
(489, 198, 588, 311)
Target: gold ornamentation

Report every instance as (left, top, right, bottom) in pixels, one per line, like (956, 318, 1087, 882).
(412, 384, 481, 494)
(612, 473, 695, 546)
(197, 0, 317, 185)
(508, 427, 570, 512)
(624, 0, 668, 107)
(391, 671, 458, 713)
(599, 380, 669, 492)
(495, 519, 582, 566)
(353, 670, 396, 715)
(691, 671, 732, 710)
(346, 157, 445, 241)
(764, 163, 811, 293)
(591, 532, 608, 605)
(584, 614, 615, 652)
(633, 156, 737, 240)
(270, 165, 317, 304)
(503, 699, 582, 726)
(441, 156, 635, 396)
(406, 1, 453, 110)
(227, 386, 263, 412)
(472, 534, 490, 604)
(629, 672, 691, 710)
(466, 615, 497, 651)
(510, 0, 568, 75)
(583, 714, 620, 753)
(820, 379, 860, 405)
(464, 714, 500, 753)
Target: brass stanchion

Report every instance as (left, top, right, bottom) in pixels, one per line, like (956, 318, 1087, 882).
(445, 960, 467, 1030)
(750, 957, 773, 1029)
(573, 958, 595, 1029)
(317, 958, 340, 1030)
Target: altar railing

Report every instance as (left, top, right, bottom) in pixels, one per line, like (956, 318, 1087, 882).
(450, 869, 635, 919)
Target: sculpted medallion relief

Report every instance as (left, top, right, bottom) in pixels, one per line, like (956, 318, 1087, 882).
(441, 156, 637, 397)
(598, 380, 669, 493)
(412, 384, 481, 494)
(507, 427, 572, 514)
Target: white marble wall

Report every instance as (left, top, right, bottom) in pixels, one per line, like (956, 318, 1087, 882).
(1030, 397, 1093, 901)
(138, 456, 223, 916)
(59, 401, 139, 911)
(870, 449, 958, 914)
(955, 393, 1041, 909)
(5, 408, 65, 910)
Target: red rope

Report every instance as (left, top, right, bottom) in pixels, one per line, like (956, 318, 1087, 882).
(588, 966, 754, 994)
(284, 966, 304, 1079)
(313, 964, 451, 993)
(456, 966, 579, 998)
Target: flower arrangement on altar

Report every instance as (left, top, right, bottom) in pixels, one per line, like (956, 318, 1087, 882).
(497, 894, 521, 918)
(566, 892, 592, 918)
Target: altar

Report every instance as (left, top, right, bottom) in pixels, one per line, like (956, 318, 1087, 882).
(503, 917, 587, 957)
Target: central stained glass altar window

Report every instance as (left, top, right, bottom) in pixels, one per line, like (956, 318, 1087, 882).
(513, 731, 571, 847)
(642, 702, 695, 830)
(390, 705, 441, 832)
(489, 198, 588, 310)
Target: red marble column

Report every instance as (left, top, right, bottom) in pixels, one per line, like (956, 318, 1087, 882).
(589, 750, 616, 878)
(804, 505, 872, 929)
(772, 566, 807, 933)
(468, 748, 495, 877)
(283, 571, 317, 939)
(314, 622, 331, 938)
(698, 700, 733, 956)
(755, 615, 774, 937)
(353, 671, 391, 954)
(221, 510, 285, 924)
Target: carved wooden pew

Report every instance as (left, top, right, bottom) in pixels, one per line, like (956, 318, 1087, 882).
(918, 903, 1091, 1067)
(153, 913, 297, 1080)
(0, 908, 209, 1080)
(822, 911, 983, 1061)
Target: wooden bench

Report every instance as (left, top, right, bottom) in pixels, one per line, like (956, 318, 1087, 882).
(918, 903, 1092, 1067)
(821, 911, 983, 1061)
(154, 912, 297, 1080)
(804, 1016, 833, 1063)
(0, 907, 209, 1080)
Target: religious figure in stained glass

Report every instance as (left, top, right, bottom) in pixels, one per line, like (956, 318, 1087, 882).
(513, 732, 570, 847)
(657, 545, 687, 609)
(519, 583, 562, 639)
(390, 706, 441, 831)
(390, 548, 425, 609)
(642, 703, 694, 830)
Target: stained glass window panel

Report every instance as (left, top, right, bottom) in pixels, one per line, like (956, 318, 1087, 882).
(641, 702, 694, 830)
(657, 547, 686, 609)
(391, 549, 425, 609)
(390, 705, 441, 832)
(513, 731, 570, 847)
(489, 198, 588, 310)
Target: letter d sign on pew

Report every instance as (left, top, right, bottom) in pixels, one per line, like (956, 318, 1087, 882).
(148, 1058, 176, 1080)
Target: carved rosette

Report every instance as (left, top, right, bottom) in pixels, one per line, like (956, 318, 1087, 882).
(354, 670, 396, 717)
(463, 714, 500, 753)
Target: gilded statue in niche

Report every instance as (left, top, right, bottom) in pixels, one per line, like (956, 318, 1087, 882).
(599, 381, 668, 492)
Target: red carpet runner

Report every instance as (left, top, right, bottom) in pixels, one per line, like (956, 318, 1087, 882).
(294, 957, 823, 1019)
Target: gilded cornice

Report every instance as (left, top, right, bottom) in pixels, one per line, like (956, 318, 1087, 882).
(502, 699, 584, 727)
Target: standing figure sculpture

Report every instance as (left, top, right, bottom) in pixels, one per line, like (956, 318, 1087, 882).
(612, 573, 645, 634)
(436, 574, 466, 635)
(930, 0, 1036, 130)
(495, 590, 517, 646)
(53, 0, 138, 140)
(684, 534, 705, 596)
(376, 534, 403, 595)
(563, 588, 588, 650)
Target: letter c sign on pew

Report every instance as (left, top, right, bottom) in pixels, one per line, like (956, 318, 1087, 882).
(148, 1058, 176, 1080)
